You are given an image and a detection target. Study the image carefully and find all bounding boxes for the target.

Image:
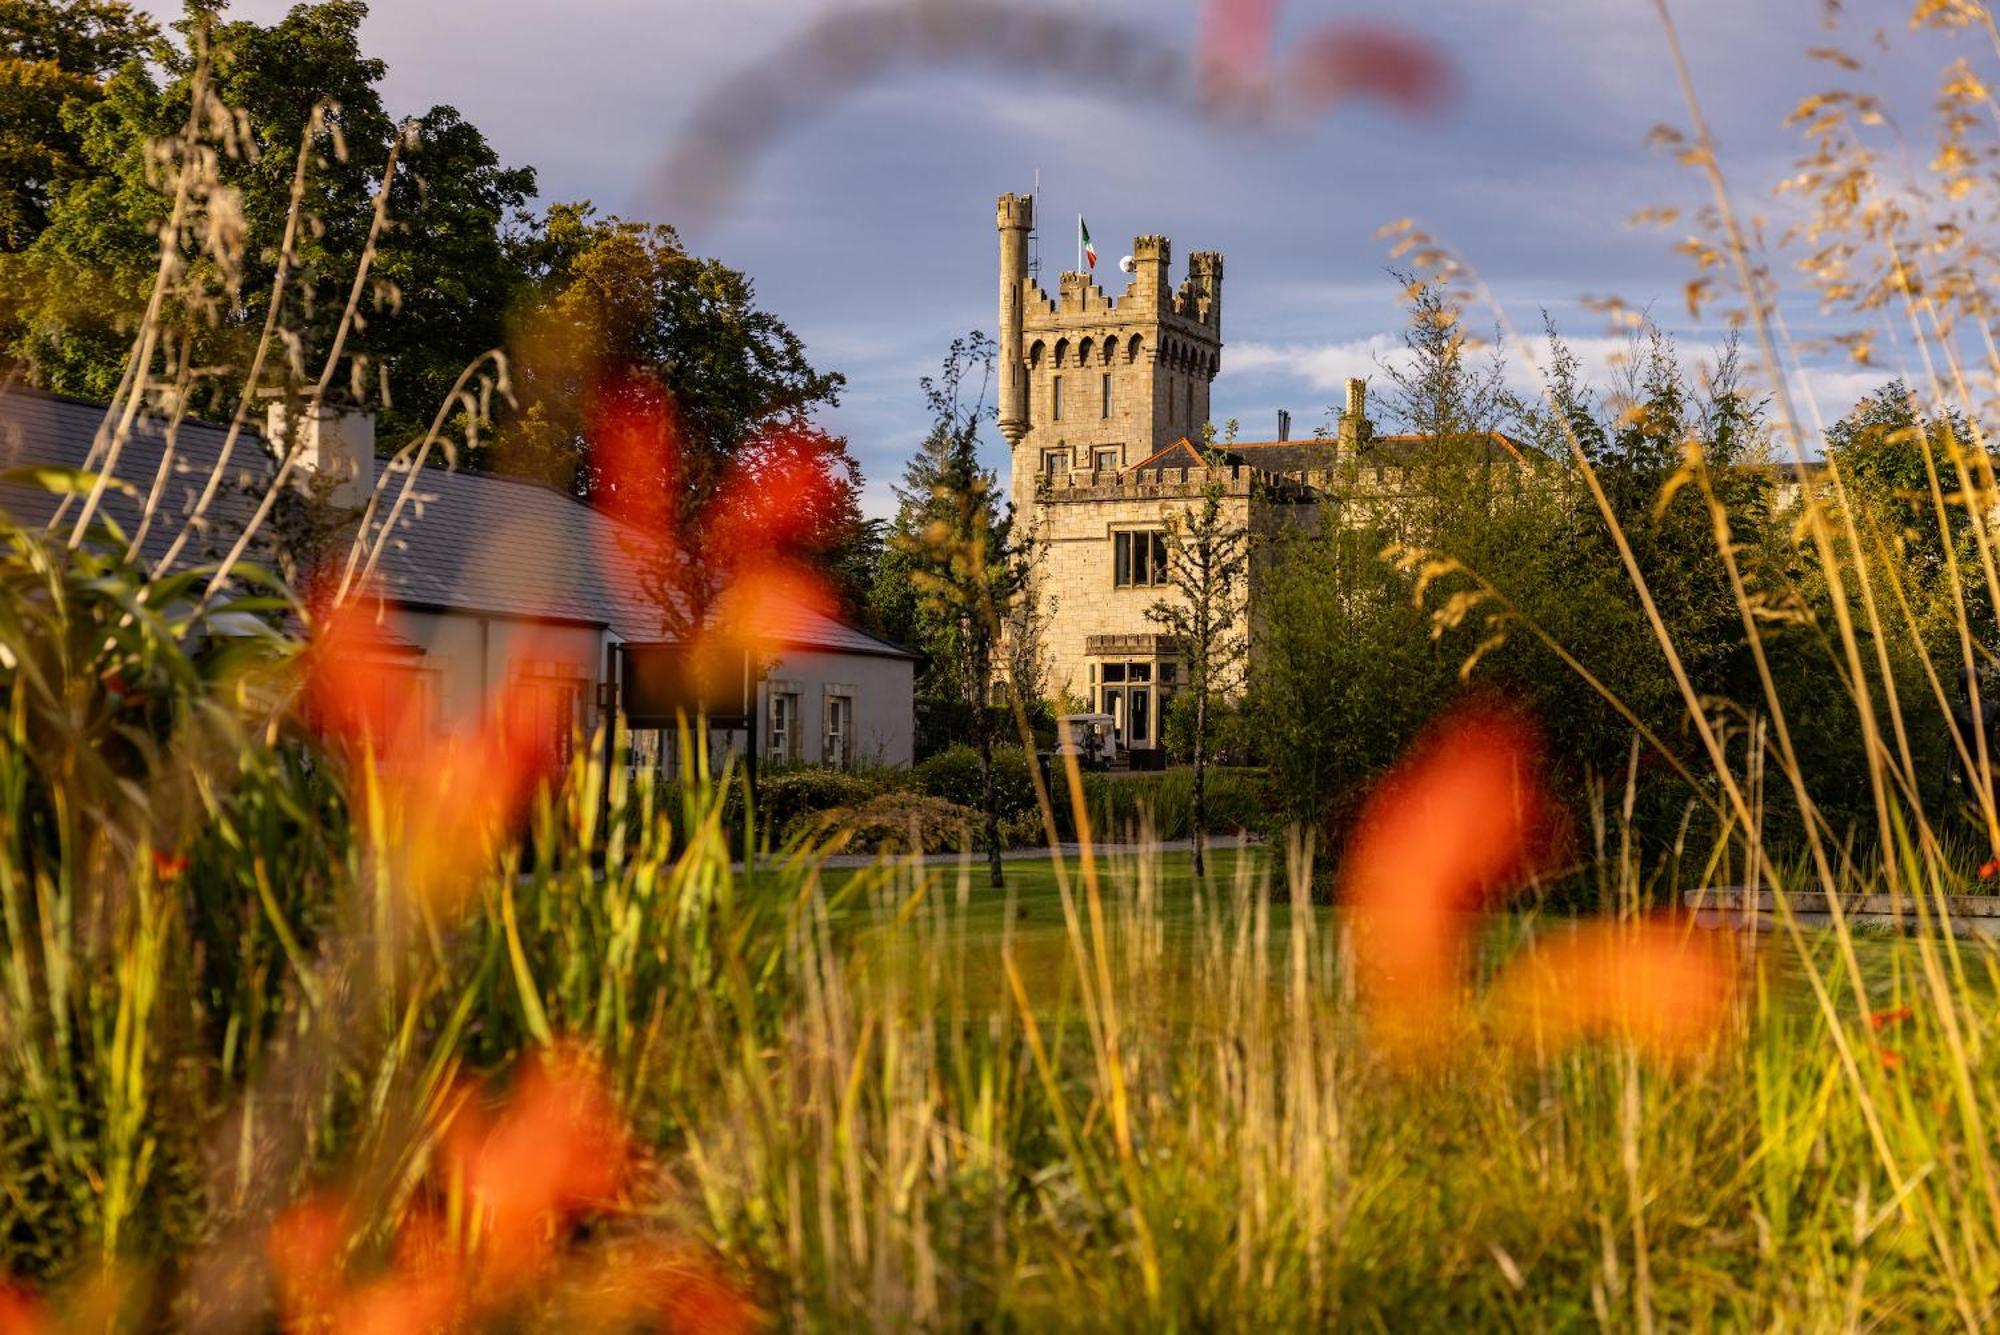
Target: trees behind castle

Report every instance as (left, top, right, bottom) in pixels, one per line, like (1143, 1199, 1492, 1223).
(879, 333, 1027, 888)
(1248, 282, 1973, 872)
(1148, 425, 1249, 880)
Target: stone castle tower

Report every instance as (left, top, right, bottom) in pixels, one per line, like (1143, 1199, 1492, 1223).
(995, 193, 1224, 527)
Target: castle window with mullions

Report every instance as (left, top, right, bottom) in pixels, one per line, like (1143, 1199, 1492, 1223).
(1113, 530, 1169, 588)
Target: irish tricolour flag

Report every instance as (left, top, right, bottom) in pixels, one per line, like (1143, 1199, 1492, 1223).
(1080, 216, 1097, 271)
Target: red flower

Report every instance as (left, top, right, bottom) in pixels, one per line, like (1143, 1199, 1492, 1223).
(151, 849, 189, 881)
(1979, 858, 2000, 881)
(1879, 1047, 1904, 1071)
(0, 1284, 49, 1335)
(1869, 1006, 1915, 1032)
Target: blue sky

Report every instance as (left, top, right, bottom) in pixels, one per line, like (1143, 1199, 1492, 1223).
(148, 1, 1961, 514)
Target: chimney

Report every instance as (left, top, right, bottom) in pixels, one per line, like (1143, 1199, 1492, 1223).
(1277, 409, 1291, 442)
(1338, 377, 1372, 451)
(267, 401, 376, 508)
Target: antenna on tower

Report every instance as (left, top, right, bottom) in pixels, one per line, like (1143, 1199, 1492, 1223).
(1027, 167, 1041, 281)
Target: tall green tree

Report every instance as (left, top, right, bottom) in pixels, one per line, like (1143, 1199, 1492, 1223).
(1147, 425, 1248, 879)
(7, 2, 534, 445)
(0, 0, 154, 253)
(500, 202, 863, 637)
(893, 333, 1023, 888)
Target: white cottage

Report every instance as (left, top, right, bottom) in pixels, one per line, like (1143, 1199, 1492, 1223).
(0, 388, 918, 769)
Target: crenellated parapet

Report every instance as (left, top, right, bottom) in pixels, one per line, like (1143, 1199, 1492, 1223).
(996, 191, 1229, 536)
(1036, 462, 1322, 505)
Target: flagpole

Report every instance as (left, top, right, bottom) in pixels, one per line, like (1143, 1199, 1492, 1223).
(1077, 213, 1082, 275)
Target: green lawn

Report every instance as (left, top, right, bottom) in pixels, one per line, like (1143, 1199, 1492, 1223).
(761, 843, 1966, 1022)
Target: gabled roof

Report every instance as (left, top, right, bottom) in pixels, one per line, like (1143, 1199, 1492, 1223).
(0, 386, 918, 661)
(1128, 438, 1208, 471)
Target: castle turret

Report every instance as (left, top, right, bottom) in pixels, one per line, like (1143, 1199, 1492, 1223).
(1188, 251, 1223, 328)
(1338, 376, 1373, 451)
(995, 199, 1224, 529)
(995, 192, 1034, 448)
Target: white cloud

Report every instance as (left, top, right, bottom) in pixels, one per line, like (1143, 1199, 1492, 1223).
(1227, 334, 1404, 391)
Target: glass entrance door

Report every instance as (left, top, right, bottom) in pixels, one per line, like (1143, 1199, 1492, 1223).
(1097, 663, 1153, 753)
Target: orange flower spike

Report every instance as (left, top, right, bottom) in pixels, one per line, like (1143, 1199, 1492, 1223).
(708, 559, 836, 659)
(1339, 708, 1551, 1059)
(306, 589, 427, 762)
(391, 727, 542, 917)
(0, 1284, 49, 1335)
(586, 1243, 761, 1335)
(452, 1049, 630, 1284)
(1490, 920, 1734, 1062)
(267, 1194, 350, 1328)
(1869, 1006, 1915, 1032)
(325, 1275, 463, 1335)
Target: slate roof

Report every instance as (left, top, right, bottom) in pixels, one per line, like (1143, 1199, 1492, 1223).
(1228, 431, 1532, 471)
(0, 387, 918, 661)
(0, 387, 270, 570)
(1122, 430, 1533, 480)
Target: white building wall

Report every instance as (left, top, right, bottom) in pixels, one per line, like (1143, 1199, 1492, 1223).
(753, 649, 917, 770)
(382, 607, 915, 771)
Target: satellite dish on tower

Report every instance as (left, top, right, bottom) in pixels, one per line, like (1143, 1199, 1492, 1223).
(1119, 255, 1137, 274)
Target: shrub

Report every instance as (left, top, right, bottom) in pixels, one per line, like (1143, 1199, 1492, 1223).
(753, 768, 889, 834)
(914, 744, 1037, 819)
(796, 791, 980, 854)
(1162, 693, 1260, 767)
(1083, 768, 1269, 842)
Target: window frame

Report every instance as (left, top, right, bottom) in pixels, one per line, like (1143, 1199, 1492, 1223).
(1101, 371, 1112, 419)
(1112, 530, 1170, 588)
(1052, 374, 1064, 422)
(768, 690, 800, 764)
(824, 692, 853, 770)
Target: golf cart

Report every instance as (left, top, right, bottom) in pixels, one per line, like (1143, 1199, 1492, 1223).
(1056, 712, 1121, 771)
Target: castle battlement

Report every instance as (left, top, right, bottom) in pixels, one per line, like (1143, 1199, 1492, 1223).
(995, 192, 1226, 517)
(1036, 463, 1322, 504)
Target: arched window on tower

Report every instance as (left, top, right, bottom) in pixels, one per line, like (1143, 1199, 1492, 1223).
(1126, 334, 1144, 363)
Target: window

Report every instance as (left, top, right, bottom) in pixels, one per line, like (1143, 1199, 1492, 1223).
(1113, 530, 1169, 587)
(768, 691, 799, 764)
(1094, 447, 1119, 474)
(1042, 449, 1070, 479)
(507, 676, 579, 771)
(331, 664, 432, 747)
(1185, 380, 1195, 426)
(824, 693, 852, 770)
(1052, 375, 1064, 421)
(1101, 372, 1112, 419)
